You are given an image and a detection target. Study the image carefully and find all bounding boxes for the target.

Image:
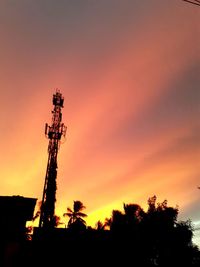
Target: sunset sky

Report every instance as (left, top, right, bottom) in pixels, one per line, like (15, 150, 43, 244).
(0, 1, 200, 245)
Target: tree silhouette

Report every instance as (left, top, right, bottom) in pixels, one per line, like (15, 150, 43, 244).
(124, 203, 145, 225)
(95, 220, 105, 231)
(98, 195, 200, 266)
(147, 195, 157, 213)
(141, 196, 199, 266)
(51, 215, 63, 228)
(103, 217, 112, 230)
(28, 196, 200, 267)
(63, 200, 87, 229)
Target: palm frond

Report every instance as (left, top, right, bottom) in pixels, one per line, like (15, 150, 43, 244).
(76, 212, 87, 217)
(68, 217, 73, 226)
(67, 207, 73, 213)
(73, 201, 86, 212)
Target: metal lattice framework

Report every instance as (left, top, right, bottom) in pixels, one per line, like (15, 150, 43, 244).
(39, 90, 67, 229)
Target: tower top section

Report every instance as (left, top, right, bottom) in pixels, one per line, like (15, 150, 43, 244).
(45, 89, 67, 143)
(53, 89, 64, 107)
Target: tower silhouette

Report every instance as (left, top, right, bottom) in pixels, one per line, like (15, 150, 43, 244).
(39, 90, 66, 229)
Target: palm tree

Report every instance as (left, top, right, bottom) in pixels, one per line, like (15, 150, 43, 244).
(95, 217, 112, 231)
(63, 200, 87, 228)
(96, 220, 105, 231)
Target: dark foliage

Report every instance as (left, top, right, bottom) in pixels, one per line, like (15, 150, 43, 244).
(1, 196, 200, 267)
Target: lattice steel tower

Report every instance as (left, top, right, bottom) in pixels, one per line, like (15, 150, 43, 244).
(39, 90, 67, 228)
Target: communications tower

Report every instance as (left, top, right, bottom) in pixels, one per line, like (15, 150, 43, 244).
(39, 90, 67, 229)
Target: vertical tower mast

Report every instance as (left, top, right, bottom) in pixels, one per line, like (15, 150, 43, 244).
(39, 90, 66, 229)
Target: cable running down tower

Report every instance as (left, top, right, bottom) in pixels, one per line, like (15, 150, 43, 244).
(39, 90, 67, 229)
